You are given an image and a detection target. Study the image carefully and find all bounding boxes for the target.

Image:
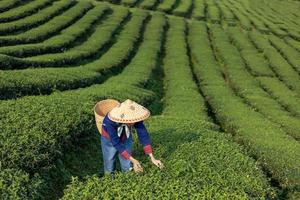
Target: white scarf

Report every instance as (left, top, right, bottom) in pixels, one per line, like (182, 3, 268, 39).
(117, 124, 132, 139)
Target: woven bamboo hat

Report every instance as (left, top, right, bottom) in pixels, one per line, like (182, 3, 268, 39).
(108, 99, 150, 123)
(94, 99, 120, 134)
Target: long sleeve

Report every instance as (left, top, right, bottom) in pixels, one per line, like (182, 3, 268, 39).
(102, 117, 131, 160)
(134, 121, 152, 154)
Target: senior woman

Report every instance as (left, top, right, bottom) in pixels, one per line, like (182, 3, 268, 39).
(95, 99, 163, 174)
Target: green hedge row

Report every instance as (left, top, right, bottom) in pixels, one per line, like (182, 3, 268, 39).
(0, 0, 75, 35)
(268, 35, 300, 74)
(227, 27, 275, 77)
(0, 4, 108, 57)
(245, 10, 270, 34)
(249, 9, 286, 36)
(106, 12, 165, 87)
(121, 0, 139, 7)
(172, 0, 193, 17)
(216, 2, 236, 26)
(206, 1, 220, 24)
(157, 0, 176, 13)
(216, 26, 300, 139)
(191, 0, 205, 20)
(227, 27, 300, 117)
(139, 0, 157, 10)
(285, 37, 300, 52)
(0, 1, 93, 46)
(249, 30, 300, 92)
(223, 1, 251, 30)
(0, 8, 147, 99)
(188, 21, 300, 195)
(14, 7, 128, 68)
(0, 0, 24, 13)
(162, 17, 209, 123)
(0, 0, 53, 23)
(257, 77, 300, 117)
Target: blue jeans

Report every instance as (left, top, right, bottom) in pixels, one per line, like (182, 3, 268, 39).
(100, 135, 133, 174)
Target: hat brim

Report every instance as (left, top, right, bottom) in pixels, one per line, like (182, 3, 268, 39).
(108, 109, 150, 123)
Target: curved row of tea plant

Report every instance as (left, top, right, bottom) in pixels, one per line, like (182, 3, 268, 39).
(162, 16, 208, 122)
(227, 27, 300, 117)
(2, 7, 128, 68)
(139, 0, 157, 10)
(248, 30, 300, 92)
(0, 8, 147, 99)
(226, 27, 275, 77)
(210, 25, 300, 140)
(0, 3, 108, 57)
(98, 0, 299, 38)
(0, 0, 25, 13)
(257, 77, 300, 117)
(171, 0, 193, 17)
(268, 35, 300, 74)
(0, 0, 75, 35)
(0, 1, 93, 46)
(0, 0, 54, 23)
(285, 37, 300, 52)
(188, 21, 300, 197)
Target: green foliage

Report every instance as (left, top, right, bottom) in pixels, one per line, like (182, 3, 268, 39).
(0, 169, 45, 200)
(0, 7, 146, 99)
(206, 1, 220, 24)
(0, 10, 164, 199)
(0, 0, 74, 35)
(0, 0, 23, 13)
(163, 17, 209, 122)
(0, 4, 109, 57)
(0, 0, 54, 23)
(249, 30, 300, 92)
(1, 0, 300, 199)
(16, 6, 127, 68)
(157, 0, 177, 13)
(188, 21, 300, 194)
(172, 0, 193, 17)
(268, 35, 300, 74)
(210, 25, 300, 140)
(61, 117, 274, 199)
(192, 0, 205, 20)
(257, 77, 300, 117)
(139, 0, 157, 10)
(0, 1, 93, 46)
(121, 0, 138, 7)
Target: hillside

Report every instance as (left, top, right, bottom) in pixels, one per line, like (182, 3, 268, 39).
(0, 0, 299, 199)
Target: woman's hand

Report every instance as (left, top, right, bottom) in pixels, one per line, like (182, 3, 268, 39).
(151, 158, 164, 169)
(130, 157, 144, 173)
(149, 153, 164, 169)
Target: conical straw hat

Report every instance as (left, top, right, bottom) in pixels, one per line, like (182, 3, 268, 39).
(108, 99, 150, 123)
(94, 99, 120, 134)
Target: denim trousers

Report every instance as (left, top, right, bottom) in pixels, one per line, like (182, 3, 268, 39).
(100, 134, 133, 174)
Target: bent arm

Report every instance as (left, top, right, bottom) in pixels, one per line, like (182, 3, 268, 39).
(134, 121, 153, 155)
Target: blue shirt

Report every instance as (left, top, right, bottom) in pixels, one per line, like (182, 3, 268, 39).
(102, 114, 152, 159)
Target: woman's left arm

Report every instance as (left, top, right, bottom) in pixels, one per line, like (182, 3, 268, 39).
(134, 121, 164, 169)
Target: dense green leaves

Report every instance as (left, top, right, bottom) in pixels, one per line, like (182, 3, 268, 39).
(1, 0, 299, 199)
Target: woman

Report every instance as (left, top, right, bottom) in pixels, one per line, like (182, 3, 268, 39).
(100, 99, 164, 174)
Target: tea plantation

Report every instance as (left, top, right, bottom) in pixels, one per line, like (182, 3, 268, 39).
(0, 0, 299, 199)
